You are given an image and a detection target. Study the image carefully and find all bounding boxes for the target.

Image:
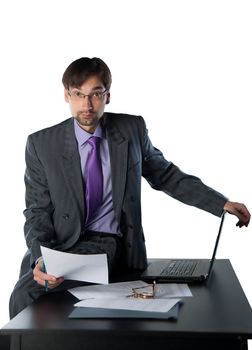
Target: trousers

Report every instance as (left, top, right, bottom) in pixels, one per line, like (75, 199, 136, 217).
(9, 232, 122, 319)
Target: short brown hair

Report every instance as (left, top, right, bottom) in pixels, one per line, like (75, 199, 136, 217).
(62, 57, 112, 90)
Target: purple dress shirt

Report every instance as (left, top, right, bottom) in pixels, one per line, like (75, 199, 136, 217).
(74, 119, 121, 235)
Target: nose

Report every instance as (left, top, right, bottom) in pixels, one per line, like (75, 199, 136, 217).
(81, 96, 93, 111)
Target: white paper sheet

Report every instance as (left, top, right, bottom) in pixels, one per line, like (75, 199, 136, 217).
(155, 283, 192, 298)
(74, 297, 181, 313)
(69, 281, 192, 300)
(41, 246, 108, 284)
(69, 280, 149, 300)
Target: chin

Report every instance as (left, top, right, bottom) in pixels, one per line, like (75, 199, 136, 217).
(77, 117, 94, 126)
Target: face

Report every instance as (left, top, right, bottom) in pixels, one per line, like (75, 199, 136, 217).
(64, 75, 110, 133)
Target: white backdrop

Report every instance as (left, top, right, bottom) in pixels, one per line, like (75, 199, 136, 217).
(0, 1, 251, 347)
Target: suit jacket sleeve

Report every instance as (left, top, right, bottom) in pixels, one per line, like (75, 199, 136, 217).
(23, 135, 56, 267)
(140, 117, 227, 217)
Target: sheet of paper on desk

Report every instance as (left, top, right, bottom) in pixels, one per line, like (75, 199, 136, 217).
(68, 281, 192, 300)
(74, 297, 181, 313)
(41, 246, 108, 284)
(69, 280, 149, 300)
(156, 283, 192, 298)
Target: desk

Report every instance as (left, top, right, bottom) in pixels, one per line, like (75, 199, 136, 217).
(2, 259, 252, 350)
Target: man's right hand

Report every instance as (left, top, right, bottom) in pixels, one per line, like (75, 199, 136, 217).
(33, 258, 64, 289)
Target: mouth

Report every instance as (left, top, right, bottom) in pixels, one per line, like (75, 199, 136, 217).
(79, 111, 94, 118)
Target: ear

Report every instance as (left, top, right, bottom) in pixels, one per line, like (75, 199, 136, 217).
(106, 91, 110, 104)
(64, 89, 70, 103)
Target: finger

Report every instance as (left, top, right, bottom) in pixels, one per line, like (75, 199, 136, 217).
(34, 269, 57, 283)
(237, 204, 250, 221)
(46, 277, 64, 289)
(34, 262, 57, 282)
(234, 207, 250, 226)
(34, 277, 48, 287)
(236, 221, 243, 228)
(34, 277, 64, 289)
(236, 217, 250, 228)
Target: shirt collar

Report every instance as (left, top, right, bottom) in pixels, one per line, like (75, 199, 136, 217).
(74, 118, 103, 147)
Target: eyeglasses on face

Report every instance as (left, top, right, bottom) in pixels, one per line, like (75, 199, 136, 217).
(68, 89, 108, 102)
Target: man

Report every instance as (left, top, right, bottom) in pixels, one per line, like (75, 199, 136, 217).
(9, 57, 250, 318)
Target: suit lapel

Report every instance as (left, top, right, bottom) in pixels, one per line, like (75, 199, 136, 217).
(104, 116, 128, 224)
(61, 119, 85, 223)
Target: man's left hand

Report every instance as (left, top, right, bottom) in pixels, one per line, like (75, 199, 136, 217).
(224, 201, 250, 228)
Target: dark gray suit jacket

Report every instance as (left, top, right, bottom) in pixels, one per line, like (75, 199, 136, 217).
(22, 113, 227, 274)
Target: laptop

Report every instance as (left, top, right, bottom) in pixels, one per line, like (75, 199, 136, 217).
(141, 212, 225, 283)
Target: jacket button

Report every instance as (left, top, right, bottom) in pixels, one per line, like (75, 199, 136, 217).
(63, 214, 70, 220)
(128, 242, 132, 248)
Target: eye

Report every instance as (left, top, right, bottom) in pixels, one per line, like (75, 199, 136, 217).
(92, 92, 101, 98)
(75, 91, 83, 98)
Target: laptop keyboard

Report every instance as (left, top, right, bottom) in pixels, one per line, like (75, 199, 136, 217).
(161, 260, 197, 277)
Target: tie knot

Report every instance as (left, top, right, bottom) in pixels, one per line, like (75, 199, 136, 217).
(88, 136, 101, 148)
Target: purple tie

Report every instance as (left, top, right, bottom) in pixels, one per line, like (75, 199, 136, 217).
(85, 136, 103, 223)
